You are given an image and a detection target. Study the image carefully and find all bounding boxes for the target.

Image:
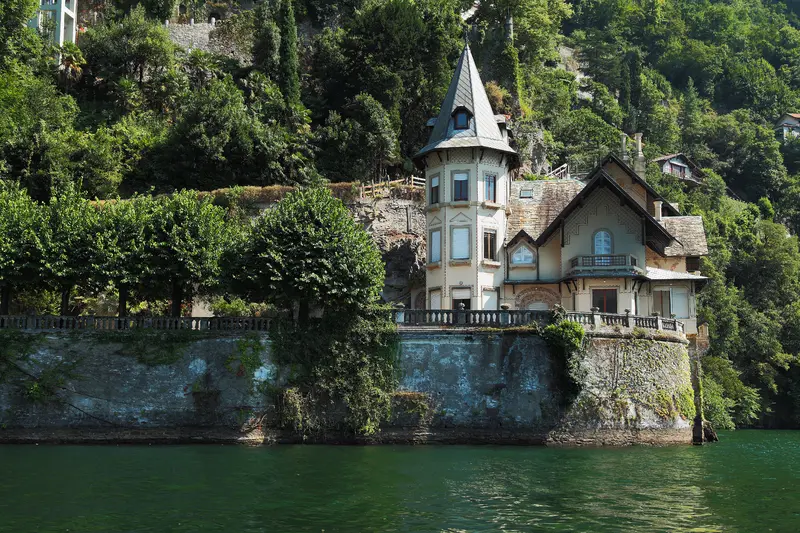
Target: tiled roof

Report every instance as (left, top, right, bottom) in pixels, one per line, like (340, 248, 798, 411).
(661, 216, 708, 256)
(506, 180, 585, 243)
(414, 45, 516, 160)
(645, 267, 707, 280)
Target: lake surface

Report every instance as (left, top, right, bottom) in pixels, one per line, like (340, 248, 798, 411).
(0, 431, 798, 532)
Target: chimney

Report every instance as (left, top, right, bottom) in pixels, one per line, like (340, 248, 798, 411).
(621, 134, 629, 162)
(634, 133, 646, 177)
(653, 200, 663, 221)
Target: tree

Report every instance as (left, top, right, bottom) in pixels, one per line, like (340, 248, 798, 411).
(0, 0, 38, 70)
(315, 93, 399, 182)
(80, 6, 175, 87)
(97, 195, 157, 317)
(234, 187, 384, 325)
(42, 183, 103, 315)
(253, 0, 282, 79)
(0, 182, 46, 314)
(145, 190, 230, 317)
(277, 0, 300, 105)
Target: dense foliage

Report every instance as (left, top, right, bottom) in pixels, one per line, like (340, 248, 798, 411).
(3, 0, 800, 427)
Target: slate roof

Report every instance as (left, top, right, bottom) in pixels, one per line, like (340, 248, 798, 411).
(645, 267, 707, 281)
(661, 216, 709, 256)
(414, 45, 516, 161)
(506, 180, 585, 243)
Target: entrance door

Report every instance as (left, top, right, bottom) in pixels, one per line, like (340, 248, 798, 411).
(592, 289, 618, 313)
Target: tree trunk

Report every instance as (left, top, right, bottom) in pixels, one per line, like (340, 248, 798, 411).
(118, 285, 129, 318)
(0, 285, 11, 315)
(171, 282, 184, 317)
(60, 287, 71, 316)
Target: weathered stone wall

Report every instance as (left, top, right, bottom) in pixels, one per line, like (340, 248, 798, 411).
(0, 329, 694, 446)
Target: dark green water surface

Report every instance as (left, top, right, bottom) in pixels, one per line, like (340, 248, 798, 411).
(1, 430, 798, 532)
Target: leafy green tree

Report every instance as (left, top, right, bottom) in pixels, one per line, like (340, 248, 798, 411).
(80, 6, 175, 86)
(97, 195, 158, 316)
(145, 190, 230, 316)
(277, 0, 300, 104)
(253, 0, 282, 78)
(0, 0, 38, 70)
(42, 184, 103, 315)
(233, 187, 384, 325)
(140, 0, 176, 20)
(316, 93, 399, 183)
(549, 107, 621, 170)
(0, 182, 46, 314)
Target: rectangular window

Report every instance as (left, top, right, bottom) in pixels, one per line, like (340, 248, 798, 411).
(672, 288, 690, 319)
(430, 175, 440, 204)
(452, 288, 471, 310)
(430, 290, 441, 310)
(451, 227, 470, 260)
(484, 174, 496, 203)
(520, 189, 532, 198)
(430, 229, 441, 263)
(453, 172, 469, 201)
(653, 290, 671, 317)
(483, 230, 497, 261)
(686, 256, 700, 271)
(592, 289, 618, 313)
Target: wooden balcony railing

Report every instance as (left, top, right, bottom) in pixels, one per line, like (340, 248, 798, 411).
(569, 254, 638, 269)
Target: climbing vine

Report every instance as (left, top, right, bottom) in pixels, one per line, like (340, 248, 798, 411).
(270, 306, 399, 437)
(543, 319, 586, 401)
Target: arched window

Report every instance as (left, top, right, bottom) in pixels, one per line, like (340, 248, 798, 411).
(593, 230, 612, 255)
(512, 245, 534, 264)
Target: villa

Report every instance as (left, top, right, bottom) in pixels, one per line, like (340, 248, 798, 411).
(412, 44, 708, 335)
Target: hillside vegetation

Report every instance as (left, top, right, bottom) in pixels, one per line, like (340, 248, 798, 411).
(2, 0, 800, 428)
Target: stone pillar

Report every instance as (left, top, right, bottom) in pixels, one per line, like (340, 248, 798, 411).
(634, 133, 646, 177)
(591, 306, 601, 327)
(394, 303, 405, 324)
(653, 312, 663, 330)
(625, 308, 632, 328)
(620, 133, 629, 162)
(500, 303, 510, 326)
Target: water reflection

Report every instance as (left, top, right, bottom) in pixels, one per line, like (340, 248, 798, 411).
(0, 431, 798, 532)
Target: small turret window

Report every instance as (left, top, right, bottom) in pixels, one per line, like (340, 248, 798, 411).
(454, 111, 470, 130)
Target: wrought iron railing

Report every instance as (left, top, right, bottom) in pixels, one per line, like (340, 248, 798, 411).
(569, 254, 638, 269)
(0, 315, 273, 332)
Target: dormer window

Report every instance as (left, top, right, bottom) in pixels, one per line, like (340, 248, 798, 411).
(454, 110, 470, 130)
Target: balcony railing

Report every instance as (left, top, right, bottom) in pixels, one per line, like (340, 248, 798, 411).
(569, 254, 638, 269)
(0, 311, 684, 335)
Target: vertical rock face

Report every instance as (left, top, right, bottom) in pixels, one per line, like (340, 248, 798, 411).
(348, 198, 427, 305)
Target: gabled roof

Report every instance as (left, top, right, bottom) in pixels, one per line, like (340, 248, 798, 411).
(775, 113, 800, 126)
(414, 45, 516, 162)
(592, 153, 681, 216)
(506, 180, 585, 244)
(534, 169, 676, 255)
(651, 153, 706, 181)
(661, 216, 708, 256)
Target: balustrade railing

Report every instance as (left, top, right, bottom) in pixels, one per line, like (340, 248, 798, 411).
(0, 315, 273, 332)
(0, 310, 684, 335)
(569, 255, 638, 269)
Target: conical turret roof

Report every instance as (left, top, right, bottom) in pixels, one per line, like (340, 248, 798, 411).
(414, 44, 516, 161)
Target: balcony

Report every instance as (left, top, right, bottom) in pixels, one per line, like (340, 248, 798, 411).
(567, 254, 642, 276)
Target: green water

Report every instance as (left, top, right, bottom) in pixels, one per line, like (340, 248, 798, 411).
(0, 431, 798, 532)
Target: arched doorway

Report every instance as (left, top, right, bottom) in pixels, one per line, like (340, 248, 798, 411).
(515, 287, 560, 311)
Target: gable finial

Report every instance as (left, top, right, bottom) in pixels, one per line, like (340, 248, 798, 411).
(464, 27, 469, 48)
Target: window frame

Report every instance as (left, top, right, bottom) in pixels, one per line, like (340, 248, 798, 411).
(484, 173, 497, 203)
(454, 111, 470, 130)
(429, 228, 441, 264)
(450, 226, 471, 261)
(591, 288, 618, 313)
(451, 170, 469, 202)
(429, 174, 440, 205)
(592, 229, 613, 255)
(483, 230, 497, 261)
(511, 244, 535, 265)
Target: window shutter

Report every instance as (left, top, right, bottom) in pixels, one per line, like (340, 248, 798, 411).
(452, 228, 469, 259)
(452, 288, 471, 300)
(430, 230, 441, 263)
(430, 290, 441, 310)
(671, 288, 689, 318)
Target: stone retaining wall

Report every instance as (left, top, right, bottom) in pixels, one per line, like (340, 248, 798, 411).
(0, 328, 694, 446)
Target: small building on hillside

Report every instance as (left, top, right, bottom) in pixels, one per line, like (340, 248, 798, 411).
(650, 153, 704, 186)
(775, 113, 800, 141)
(28, 0, 77, 47)
(412, 43, 709, 334)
